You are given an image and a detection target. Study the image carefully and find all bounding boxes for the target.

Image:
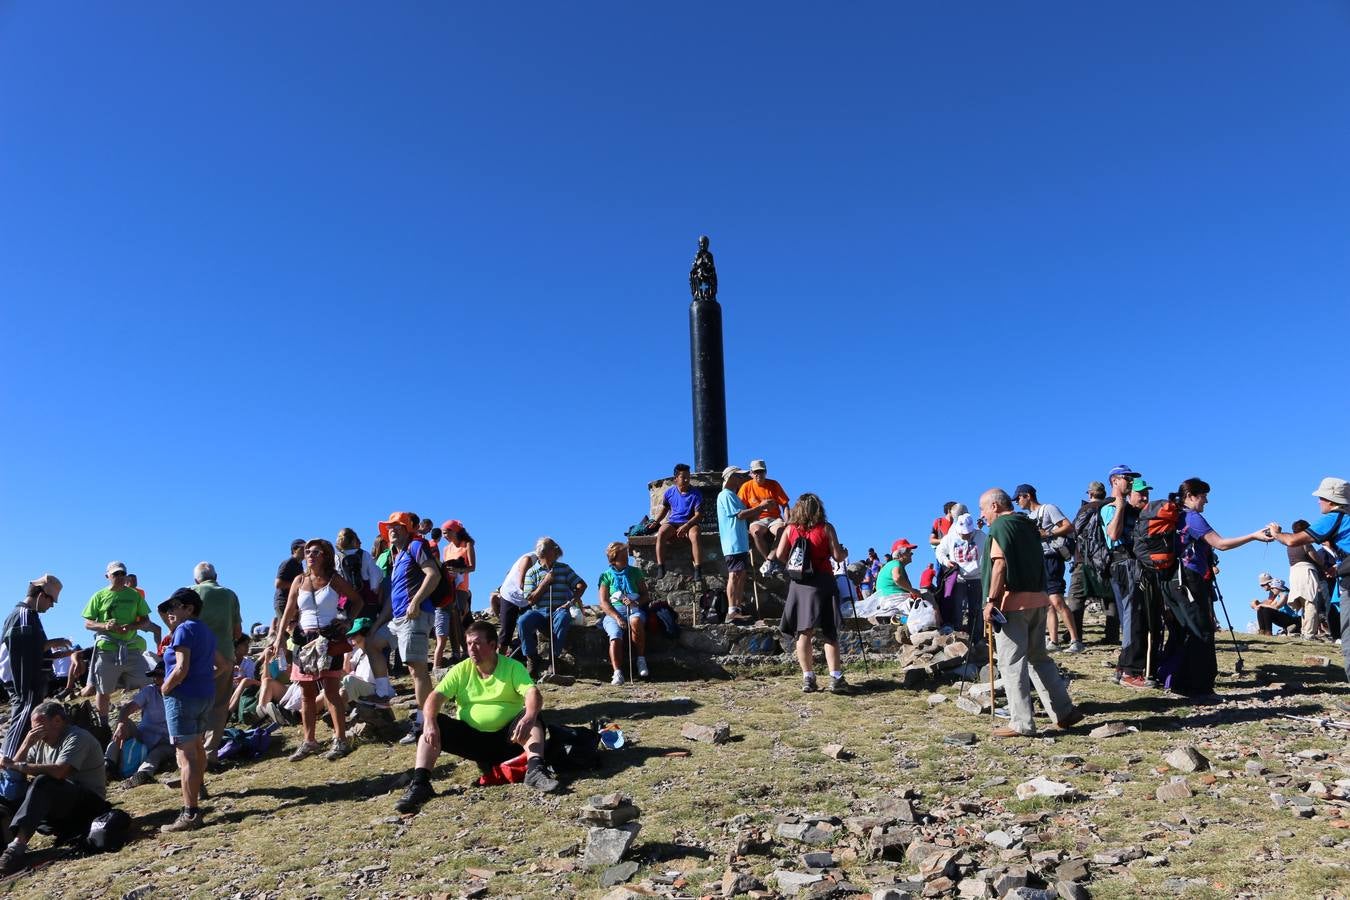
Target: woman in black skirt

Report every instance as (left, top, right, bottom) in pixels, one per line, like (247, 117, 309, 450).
(769, 493, 850, 694)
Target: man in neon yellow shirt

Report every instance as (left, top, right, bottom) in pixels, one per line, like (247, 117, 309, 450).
(395, 620, 557, 813)
(81, 562, 154, 721)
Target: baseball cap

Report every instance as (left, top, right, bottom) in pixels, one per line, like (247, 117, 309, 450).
(1012, 484, 1035, 498)
(721, 465, 746, 483)
(440, 519, 464, 535)
(1108, 464, 1140, 479)
(1130, 477, 1153, 493)
(105, 561, 127, 577)
(748, 459, 768, 472)
(290, 539, 306, 552)
(1086, 481, 1106, 496)
(346, 617, 375, 637)
(890, 538, 918, 555)
(954, 512, 977, 534)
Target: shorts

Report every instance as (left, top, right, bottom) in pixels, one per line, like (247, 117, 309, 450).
(164, 693, 212, 743)
(436, 711, 533, 771)
(341, 673, 376, 703)
(601, 605, 647, 640)
(1043, 556, 1067, 596)
(274, 594, 289, 618)
(750, 517, 785, 532)
(725, 553, 750, 574)
(92, 646, 149, 695)
(393, 610, 434, 664)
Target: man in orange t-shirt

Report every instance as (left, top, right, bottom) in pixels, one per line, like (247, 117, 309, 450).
(737, 459, 790, 559)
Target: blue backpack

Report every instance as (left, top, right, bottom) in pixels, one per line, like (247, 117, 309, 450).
(218, 722, 278, 761)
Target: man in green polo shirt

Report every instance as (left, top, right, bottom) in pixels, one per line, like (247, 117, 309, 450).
(192, 561, 242, 768)
(395, 620, 558, 813)
(82, 561, 154, 721)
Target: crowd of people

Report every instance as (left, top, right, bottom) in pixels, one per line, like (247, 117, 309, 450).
(1, 470, 1346, 875)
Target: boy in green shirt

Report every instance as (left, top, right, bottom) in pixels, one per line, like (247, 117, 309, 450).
(82, 561, 155, 720)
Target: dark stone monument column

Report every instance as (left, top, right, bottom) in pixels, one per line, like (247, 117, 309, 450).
(688, 235, 727, 473)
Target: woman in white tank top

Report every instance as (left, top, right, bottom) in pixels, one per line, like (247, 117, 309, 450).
(270, 538, 366, 763)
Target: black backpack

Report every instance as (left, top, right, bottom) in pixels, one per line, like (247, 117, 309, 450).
(85, 808, 131, 853)
(544, 721, 603, 771)
(1072, 500, 1110, 577)
(339, 552, 377, 613)
(405, 539, 454, 608)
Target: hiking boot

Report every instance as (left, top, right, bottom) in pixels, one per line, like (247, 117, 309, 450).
(1119, 674, 1150, 690)
(395, 779, 434, 813)
(1055, 707, 1086, 730)
(287, 740, 323, 761)
(121, 770, 155, 790)
(324, 738, 351, 761)
(802, 673, 819, 694)
(1067, 640, 1086, 654)
(693, 566, 704, 584)
(991, 726, 1032, 739)
(829, 675, 854, 695)
(611, 669, 626, 686)
(654, 564, 666, 579)
(636, 656, 649, 678)
(198, 782, 209, 801)
(1046, 641, 1062, 653)
(160, 810, 204, 833)
(524, 762, 560, 793)
(0, 843, 27, 875)
(527, 656, 546, 680)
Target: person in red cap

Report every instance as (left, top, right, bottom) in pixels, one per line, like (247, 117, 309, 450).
(433, 520, 476, 667)
(872, 539, 921, 608)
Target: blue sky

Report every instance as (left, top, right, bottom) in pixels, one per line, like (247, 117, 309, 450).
(2, 3, 1347, 641)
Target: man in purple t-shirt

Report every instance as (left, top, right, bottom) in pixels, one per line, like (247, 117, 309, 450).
(653, 464, 704, 582)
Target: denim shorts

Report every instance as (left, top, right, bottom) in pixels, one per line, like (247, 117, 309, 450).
(164, 692, 212, 744)
(601, 605, 646, 640)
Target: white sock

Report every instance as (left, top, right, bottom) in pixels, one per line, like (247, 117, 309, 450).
(803, 671, 814, 680)
(830, 670, 843, 679)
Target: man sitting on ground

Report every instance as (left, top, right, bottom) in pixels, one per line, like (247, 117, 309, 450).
(0, 701, 109, 874)
(395, 621, 558, 813)
(1251, 573, 1298, 635)
(107, 659, 174, 788)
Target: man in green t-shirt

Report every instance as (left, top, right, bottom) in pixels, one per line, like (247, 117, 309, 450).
(978, 489, 1081, 739)
(395, 620, 558, 813)
(192, 561, 243, 768)
(81, 561, 155, 720)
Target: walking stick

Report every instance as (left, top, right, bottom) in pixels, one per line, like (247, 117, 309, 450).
(1211, 580, 1246, 675)
(986, 620, 996, 721)
(627, 606, 635, 685)
(845, 571, 870, 676)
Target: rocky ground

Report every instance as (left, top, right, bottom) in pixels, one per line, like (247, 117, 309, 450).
(5, 626, 1350, 899)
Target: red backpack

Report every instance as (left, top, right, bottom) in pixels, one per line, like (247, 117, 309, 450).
(1132, 498, 1185, 572)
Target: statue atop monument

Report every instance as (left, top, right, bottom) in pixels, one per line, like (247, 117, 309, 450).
(689, 234, 718, 303)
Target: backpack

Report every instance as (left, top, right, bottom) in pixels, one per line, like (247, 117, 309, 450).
(785, 527, 815, 582)
(544, 721, 603, 771)
(339, 551, 378, 612)
(218, 722, 278, 761)
(1132, 498, 1185, 573)
(1072, 500, 1111, 577)
(406, 539, 455, 609)
(69, 700, 111, 748)
(85, 808, 131, 853)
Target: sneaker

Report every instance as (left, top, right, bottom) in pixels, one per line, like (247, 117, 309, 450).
(287, 740, 323, 761)
(802, 673, 819, 694)
(524, 762, 560, 793)
(395, 779, 434, 813)
(121, 770, 155, 790)
(636, 656, 649, 678)
(1054, 708, 1086, 730)
(1119, 674, 1150, 690)
(324, 738, 351, 761)
(1067, 641, 1086, 654)
(160, 810, 204, 833)
(1046, 642, 1062, 653)
(829, 675, 854, 695)
(0, 843, 27, 876)
(611, 669, 625, 685)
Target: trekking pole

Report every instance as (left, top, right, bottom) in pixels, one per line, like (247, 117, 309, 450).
(845, 571, 870, 676)
(626, 606, 635, 685)
(1211, 580, 1246, 675)
(986, 621, 996, 721)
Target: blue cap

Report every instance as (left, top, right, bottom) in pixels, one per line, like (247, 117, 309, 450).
(1108, 464, 1139, 479)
